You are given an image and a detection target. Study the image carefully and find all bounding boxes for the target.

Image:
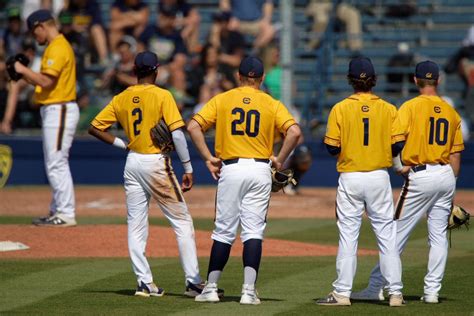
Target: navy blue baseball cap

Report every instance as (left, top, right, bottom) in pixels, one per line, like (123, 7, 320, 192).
(134, 51, 159, 72)
(415, 60, 439, 80)
(239, 56, 264, 78)
(27, 9, 54, 31)
(348, 57, 375, 79)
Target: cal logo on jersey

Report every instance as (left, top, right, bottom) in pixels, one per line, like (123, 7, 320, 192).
(0, 145, 13, 188)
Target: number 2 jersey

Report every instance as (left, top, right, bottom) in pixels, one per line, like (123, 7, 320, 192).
(398, 95, 464, 166)
(193, 86, 297, 160)
(91, 84, 185, 154)
(324, 93, 405, 173)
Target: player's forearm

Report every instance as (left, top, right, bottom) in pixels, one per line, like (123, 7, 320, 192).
(88, 125, 127, 150)
(187, 120, 214, 161)
(450, 152, 461, 177)
(277, 124, 302, 164)
(3, 82, 21, 124)
(19, 66, 56, 89)
(262, 2, 273, 23)
(171, 128, 193, 173)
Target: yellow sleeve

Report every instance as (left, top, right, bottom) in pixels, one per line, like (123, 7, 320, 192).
(91, 98, 118, 131)
(162, 92, 185, 132)
(391, 106, 406, 144)
(275, 101, 297, 134)
(451, 116, 465, 153)
(193, 97, 217, 131)
(397, 103, 411, 138)
(324, 105, 341, 147)
(41, 45, 67, 77)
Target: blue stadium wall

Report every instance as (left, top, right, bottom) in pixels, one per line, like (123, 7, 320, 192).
(1, 136, 473, 188)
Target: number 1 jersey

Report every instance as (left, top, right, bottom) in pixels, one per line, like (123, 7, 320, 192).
(193, 86, 296, 160)
(398, 95, 464, 166)
(91, 84, 185, 154)
(324, 93, 405, 173)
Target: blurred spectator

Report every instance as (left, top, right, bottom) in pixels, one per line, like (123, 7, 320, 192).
(65, 0, 108, 64)
(220, 0, 275, 54)
(306, 0, 362, 53)
(0, 38, 41, 134)
(208, 11, 245, 69)
(58, 10, 89, 106)
(110, 0, 149, 54)
(0, 7, 26, 58)
(262, 44, 281, 100)
(384, 0, 417, 18)
(138, 7, 187, 109)
(21, 0, 63, 21)
(386, 42, 415, 93)
(101, 36, 136, 95)
(445, 25, 474, 125)
(159, 0, 201, 53)
(188, 44, 236, 101)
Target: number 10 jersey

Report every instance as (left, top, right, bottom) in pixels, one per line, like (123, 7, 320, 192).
(324, 93, 405, 173)
(397, 95, 464, 166)
(91, 84, 185, 154)
(193, 86, 296, 160)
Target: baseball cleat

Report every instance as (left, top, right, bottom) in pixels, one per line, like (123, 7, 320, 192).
(134, 281, 164, 297)
(420, 294, 439, 304)
(350, 288, 385, 301)
(195, 282, 219, 303)
(184, 281, 224, 298)
(389, 294, 406, 307)
(33, 214, 77, 227)
(240, 284, 261, 305)
(316, 292, 351, 306)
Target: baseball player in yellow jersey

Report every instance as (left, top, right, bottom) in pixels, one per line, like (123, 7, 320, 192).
(352, 61, 464, 304)
(187, 56, 301, 305)
(88, 51, 206, 298)
(13, 10, 79, 226)
(317, 57, 405, 307)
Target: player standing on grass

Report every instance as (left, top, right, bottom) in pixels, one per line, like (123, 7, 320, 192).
(14, 10, 79, 227)
(187, 56, 301, 305)
(88, 51, 208, 298)
(352, 61, 464, 304)
(317, 57, 405, 307)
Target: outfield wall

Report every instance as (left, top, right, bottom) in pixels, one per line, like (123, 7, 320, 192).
(1, 136, 473, 188)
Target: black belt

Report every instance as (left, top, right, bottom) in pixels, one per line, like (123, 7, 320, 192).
(411, 165, 427, 172)
(222, 158, 270, 165)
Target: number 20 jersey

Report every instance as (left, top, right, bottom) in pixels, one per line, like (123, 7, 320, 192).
(324, 93, 405, 173)
(398, 95, 464, 166)
(193, 86, 296, 160)
(91, 84, 185, 154)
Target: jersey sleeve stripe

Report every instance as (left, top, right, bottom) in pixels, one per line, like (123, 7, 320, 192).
(41, 68, 60, 77)
(168, 120, 185, 132)
(450, 144, 465, 153)
(90, 119, 108, 131)
(324, 136, 341, 147)
(281, 119, 297, 133)
(192, 114, 208, 127)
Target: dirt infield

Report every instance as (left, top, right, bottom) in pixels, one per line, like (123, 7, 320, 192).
(0, 225, 377, 258)
(1, 186, 473, 218)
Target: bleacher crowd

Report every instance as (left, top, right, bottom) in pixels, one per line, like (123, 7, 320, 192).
(0, 0, 473, 137)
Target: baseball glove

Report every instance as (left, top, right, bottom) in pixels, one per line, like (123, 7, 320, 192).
(271, 168, 297, 192)
(150, 120, 175, 154)
(448, 204, 470, 230)
(6, 53, 30, 81)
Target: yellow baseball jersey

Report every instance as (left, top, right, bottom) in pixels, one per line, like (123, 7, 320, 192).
(193, 86, 296, 160)
(35, 34, 76, 105)
(325, 93, 405, 172)
(91, 84, 185, 154)
(398, 95, 464, 165)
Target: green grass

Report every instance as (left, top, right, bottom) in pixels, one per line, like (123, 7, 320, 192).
(1, 216, 473, 315)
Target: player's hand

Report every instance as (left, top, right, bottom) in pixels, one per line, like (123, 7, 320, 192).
(181, 173, 193, 192)
(398, 166, 411, 178)
(206, 156, 222, 180)
(14, 61, 26, 74)
(0, 121, 12, 134)
(270, 155, 282, 170)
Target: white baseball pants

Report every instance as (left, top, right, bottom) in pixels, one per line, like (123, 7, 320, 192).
(365, 164, 455, 296)
(333, 169, 403, 297)
(40, 102, 79, 219)
(212, 159, 272, 245)
(124, 152, 201, 285)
